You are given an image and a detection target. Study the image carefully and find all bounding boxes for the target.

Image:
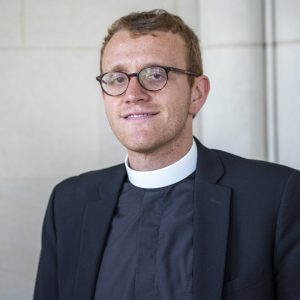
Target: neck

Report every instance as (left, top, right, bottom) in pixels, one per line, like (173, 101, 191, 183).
(127, 136, 193, 171)
(125, 138, 197, 188)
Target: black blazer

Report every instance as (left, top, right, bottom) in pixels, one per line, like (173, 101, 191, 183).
(34, 140, 300, 300)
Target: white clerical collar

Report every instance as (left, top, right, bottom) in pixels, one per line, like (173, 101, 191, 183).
(125, 139, 197, 189)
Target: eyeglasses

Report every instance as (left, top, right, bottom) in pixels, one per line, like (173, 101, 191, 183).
(96, 66, 201, 96)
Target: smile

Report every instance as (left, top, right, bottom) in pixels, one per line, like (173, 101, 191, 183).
(124, 113, 158, 119)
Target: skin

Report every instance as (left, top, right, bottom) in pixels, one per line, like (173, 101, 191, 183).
(101, 30, 210, 171)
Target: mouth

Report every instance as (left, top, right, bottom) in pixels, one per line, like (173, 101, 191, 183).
(123, 112, 159, 120)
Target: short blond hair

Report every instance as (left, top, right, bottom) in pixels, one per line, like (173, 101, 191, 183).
(100, 9, 203, 83)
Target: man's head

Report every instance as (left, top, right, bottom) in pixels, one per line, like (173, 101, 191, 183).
(98, 10, 209, 169)
(100, 9, 203, 80)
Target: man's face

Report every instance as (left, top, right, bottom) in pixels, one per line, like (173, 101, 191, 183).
(101, 30, 200, 156)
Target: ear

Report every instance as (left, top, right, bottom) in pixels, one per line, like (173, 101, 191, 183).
(189, 75, 210, 116)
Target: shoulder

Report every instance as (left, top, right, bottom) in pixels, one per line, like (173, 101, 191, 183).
(51, 163, 125, 203)
(212, 148, 299, 195)
(214, 148, 297, 175)
(195, 138, 299, 186)
(56, 163, 124, 187)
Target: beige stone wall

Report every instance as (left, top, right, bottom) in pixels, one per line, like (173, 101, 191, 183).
(0, 0, 299, 299)
(199, 0, 300, 168)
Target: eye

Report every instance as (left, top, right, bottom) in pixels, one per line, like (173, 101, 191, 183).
(141, 67, 167, 82)
(150, 73, 164, 80)
(104, 72, 127, 86)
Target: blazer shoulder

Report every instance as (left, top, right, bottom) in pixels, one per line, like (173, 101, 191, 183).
(214, 148, 298, 175)
(212, 148, 299, 191)
(53, 163, 126, 195)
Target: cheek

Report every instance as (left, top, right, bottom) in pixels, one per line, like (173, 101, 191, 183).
(167, 96, 191, 119)
(162, 84, 192, 113)
(103, 103, 119, 129)
(103, 99, 117, 116)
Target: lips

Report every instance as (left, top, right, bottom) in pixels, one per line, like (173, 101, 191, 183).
(123, 112, 158, 119)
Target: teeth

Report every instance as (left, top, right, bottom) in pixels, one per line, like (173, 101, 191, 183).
(127, 114, 149, 118)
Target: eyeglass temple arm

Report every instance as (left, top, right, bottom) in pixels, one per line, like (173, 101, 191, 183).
(165, 66, 201, 77)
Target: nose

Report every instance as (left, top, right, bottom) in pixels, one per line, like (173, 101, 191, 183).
(123, 76, 150, 103)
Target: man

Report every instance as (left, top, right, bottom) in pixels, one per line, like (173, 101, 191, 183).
(34, 9, 300, 300)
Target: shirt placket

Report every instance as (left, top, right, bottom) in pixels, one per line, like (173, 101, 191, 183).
(134, 189, 165, 300)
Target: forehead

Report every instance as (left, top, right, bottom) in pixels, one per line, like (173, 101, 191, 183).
(101, 30, 188, 72)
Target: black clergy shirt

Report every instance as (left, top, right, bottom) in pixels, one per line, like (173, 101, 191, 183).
(95, 173, 195, 300)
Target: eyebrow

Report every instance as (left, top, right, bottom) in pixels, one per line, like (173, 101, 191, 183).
(104, 64, 125, 73)
(103, 62, 165, 74)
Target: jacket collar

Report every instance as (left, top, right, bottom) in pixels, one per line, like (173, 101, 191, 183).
(194, 137, 225, 183)
(193, 138, 231, 300)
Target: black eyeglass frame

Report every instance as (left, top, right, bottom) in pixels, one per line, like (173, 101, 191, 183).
(96, 66, 201, 97)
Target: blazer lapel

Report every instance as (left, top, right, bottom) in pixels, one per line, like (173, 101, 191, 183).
(73, 165, 126, 300)
(193, 139, 231, 300)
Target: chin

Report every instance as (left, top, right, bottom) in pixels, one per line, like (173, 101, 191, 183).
(120, 138, 159, 154)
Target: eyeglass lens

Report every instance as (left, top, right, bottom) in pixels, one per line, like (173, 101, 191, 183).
(100, 66, 168, 96)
